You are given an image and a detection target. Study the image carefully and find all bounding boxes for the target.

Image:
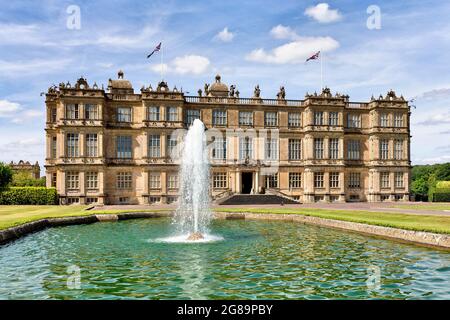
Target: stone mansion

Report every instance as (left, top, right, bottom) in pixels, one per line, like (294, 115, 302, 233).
(45, 71, 411, 205)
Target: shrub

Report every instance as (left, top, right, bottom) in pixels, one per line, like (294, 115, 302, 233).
(0, 163, 13, 190)
(433, 193, 450, 202)
(0, 187, 58, 205)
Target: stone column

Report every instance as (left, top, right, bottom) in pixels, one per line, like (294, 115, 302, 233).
(79, 171, 86, 204)
(255, 170, 260, 194)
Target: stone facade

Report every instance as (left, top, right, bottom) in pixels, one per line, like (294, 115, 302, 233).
(10, 160, 41, 179)
(45, 71, 411, 205)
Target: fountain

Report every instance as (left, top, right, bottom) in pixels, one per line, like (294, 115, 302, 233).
(173, 119, 212, 241)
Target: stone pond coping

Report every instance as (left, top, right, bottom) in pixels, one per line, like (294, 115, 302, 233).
(0, 211, 449, 250)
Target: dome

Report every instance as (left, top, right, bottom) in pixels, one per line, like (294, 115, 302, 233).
(208, 74, 228, 96)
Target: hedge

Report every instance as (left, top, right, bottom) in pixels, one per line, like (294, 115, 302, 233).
(0, 187, 58, 205)
(432, 193, 450, 202)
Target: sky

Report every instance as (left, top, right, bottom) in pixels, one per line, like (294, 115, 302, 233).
(0, 0, 450, 168)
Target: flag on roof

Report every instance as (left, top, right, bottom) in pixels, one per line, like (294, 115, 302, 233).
(147, 42, 162, 58)
(306, 51, 320, 62)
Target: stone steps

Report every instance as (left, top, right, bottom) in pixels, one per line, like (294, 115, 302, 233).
(219, 194, 299, 205)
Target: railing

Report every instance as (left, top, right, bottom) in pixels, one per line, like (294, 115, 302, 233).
(185, 96, 304, 106)
(347, 102, 369, 108)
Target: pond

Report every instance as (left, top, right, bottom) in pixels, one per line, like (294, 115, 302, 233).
(0, 218, 449, 299)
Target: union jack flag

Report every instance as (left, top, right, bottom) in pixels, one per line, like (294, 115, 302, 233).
(147, 42, 161, 58)
(306, 51, 320, 62)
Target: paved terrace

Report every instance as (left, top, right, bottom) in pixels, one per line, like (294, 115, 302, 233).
(93, 202, 450, 216)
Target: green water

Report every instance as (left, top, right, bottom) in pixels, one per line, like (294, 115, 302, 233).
(0, 218, 449, 299)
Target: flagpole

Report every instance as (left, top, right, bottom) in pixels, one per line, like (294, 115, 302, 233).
(160, 41, 164, 81)
(320, 50, 323, 91)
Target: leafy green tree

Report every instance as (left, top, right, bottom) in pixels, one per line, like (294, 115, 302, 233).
(11, 172, 45, 187)
(0, 163, 13, 190)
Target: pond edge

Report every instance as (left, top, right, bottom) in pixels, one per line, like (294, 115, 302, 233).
(0, 211, 449, 250)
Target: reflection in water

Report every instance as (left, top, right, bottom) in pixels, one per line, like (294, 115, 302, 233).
(0, 218, 449, 299)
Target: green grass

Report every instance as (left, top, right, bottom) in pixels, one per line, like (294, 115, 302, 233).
(391, 203, 450, 211)
(0, 206, 167, 230)
(2, 205, 450, 235)
(216, 208, 450, 234)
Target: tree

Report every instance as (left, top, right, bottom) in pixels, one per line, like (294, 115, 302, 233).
(0, 163, 13, 190)
(11, 171, 46, 187)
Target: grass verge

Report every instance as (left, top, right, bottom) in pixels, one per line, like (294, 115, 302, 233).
(0, 206, 167, 230)
(216, 208, 450, 234)
(391, 203, 450, 211)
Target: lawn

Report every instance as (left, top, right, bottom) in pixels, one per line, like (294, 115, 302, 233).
(0, 206, 166, 230)
(216, 208, 450, 234)
(2, 205, 450, 235)
(391, 203, 450, 211)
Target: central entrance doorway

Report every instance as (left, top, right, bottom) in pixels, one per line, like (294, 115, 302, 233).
(241, 172, 253, 194)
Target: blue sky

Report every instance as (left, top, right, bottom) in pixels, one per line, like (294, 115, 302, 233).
(1, 0, 450, 167)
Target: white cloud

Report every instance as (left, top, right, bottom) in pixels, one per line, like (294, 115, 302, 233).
(416, 111, 450, 126)
(305, 3, 342, 24)
(214, 27, 234, 42)
(95, 26, 159, 49)
(269, 25, 299, 40)
(150, 55, 210, 75)
(150, 63, 169, 74)
(246, 36, 339, 64)
(0, 100, 21, 117)
(11, 110, 44, 124)
(0, 59, 71, 77)
(415, 155, 450, 165)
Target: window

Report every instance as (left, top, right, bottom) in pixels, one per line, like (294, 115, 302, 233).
(51, 172, 57, 187)
(116, 136, 132, 159)
(66, 133, 79, 157)
(314, 138, 324, 159)
(167, 174, 178, 189)
(212, 137, 227, 160)
(148, 106, 160, 121)
(86, 172, 98, 189)
(148, 197, 160, 204)
(329, 138, 339, 159)
(394, 140, 403, 160)
(330, 172, 340, 188)
(347, 114, 361, 128)
(119, 197, 130, 204)
(67, 197, 80, 205)
(329, 112, 339, 126)
(66, 172, 79, 190)
(51, 108, 57, 122)
(117, 172, 132, 189)
(85, 104, 98, 120)
(167, 196, 178, 204)
(239, 111, 253, 126)
(381, 195, 390, 201)
(66, 104, 79, 119)
(314, 172, 324, 188)
(149, 173, 161, 189)
(167, 107, 178, 122)
(289, 139, 301, 160)
(265, 174, 278, 188)
(348, 172, 361, 188)
(380, 172, 390, 188)
(330, 196, 339, 202)
(347, 140, 360, 160)
(213, 173, 227, 188)
(51, 136, 57, 158)
(349, 195, 360, 202)
(265, 112, 278, 126)
(213, 110, 227, 126)
(86, 134, 98, 157)
(314, 111, 324, 125)
(185, 109, 200, 126)
(380, 139, 389, 160)
(395, 172, 404, 188)
(239, 137, 253, 160)
(86, 198, 98, 204)
(289, 173, 302, 188)
(288, 113, 301, 127)
(148, 135, 161, 158)
(394, 113, 404, 127)
(380, 113, 389, 127)
(167, 135, 177, 157)
(117, 107, 132, 122)
(265, 138, 278, 160)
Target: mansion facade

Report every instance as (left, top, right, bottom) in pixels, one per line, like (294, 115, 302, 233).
(45, 71, 411, 205)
